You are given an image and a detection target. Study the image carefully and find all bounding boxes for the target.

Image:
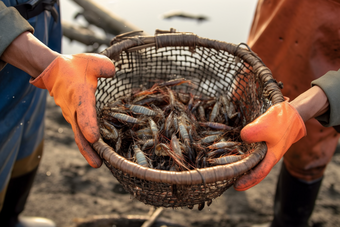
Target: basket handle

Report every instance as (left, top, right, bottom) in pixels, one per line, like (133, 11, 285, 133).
(92, 138, 267, 185)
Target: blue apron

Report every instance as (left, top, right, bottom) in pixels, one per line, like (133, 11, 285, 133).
(0, 0, 62, 191)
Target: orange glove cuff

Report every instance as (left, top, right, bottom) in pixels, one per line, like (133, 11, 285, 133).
(234, 101, 306, 191)
(30, 53, 115, 168)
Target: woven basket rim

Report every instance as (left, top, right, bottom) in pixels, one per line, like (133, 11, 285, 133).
(93, 29, 283, 186)
(100, 30, 284, 104)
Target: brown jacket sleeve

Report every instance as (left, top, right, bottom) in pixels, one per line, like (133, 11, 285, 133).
(0, 1, 34, 70)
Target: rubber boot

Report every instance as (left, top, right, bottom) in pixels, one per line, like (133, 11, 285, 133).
(271, 163, 323, 227)
(0, 167, 55, 227)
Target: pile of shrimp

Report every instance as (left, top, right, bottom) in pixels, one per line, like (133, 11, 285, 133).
(98, 78, 247, 172)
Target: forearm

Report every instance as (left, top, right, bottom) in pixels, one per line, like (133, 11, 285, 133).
(1, 31, 60, 78)
(290, 86, 329, 122)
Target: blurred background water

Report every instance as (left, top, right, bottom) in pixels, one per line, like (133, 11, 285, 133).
(60, 0, 258, 54)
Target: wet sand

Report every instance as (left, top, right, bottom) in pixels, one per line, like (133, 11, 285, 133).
(21, 95, 340, 227)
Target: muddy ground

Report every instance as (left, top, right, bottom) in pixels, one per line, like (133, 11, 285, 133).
(21, 95, 340, 227)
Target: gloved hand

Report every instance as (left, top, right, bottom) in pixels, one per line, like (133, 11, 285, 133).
(233, 100, 307, 191)
(30, 53, 115, 168)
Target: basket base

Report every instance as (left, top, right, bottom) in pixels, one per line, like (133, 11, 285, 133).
(103, 161, 236, 209)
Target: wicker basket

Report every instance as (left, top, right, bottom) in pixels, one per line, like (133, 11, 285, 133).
(92, 29, 284, 209)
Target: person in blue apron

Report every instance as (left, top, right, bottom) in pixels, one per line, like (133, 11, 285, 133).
(0, 1, 116, 226)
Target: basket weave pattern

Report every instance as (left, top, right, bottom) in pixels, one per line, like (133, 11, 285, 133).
(93, 30, 284, 208)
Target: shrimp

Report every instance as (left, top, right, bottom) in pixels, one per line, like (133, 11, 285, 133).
(208, 141, 241, 150)
(155, 142, 188, 170)
(208, 155, 243, 165)
(125, 104, 156, 116)
(102, 107, 127, 114)
(207, 148, 233, 158)
(192, 142, 207, 154)
(174, 100, 187, 112)
(180, 111, 194, 126)
(158, 78, 191, 87)
(133, 94, 165, 106)
(201, 131, 224, 136)
(220, 108, 229, 125)
(98, 78, 249, 173)
(133, 144, 150, 167)
(178, 117, 190, 142)
(227, 101, 235, 118)
(219, 96, 229, 124)
(164, 111, 174, 138)
(170, 134, 183, 159)
(155, 143, 171, 156)
(188, 127, 194, 143)
(197, 105, 206, 122)
(133, 84, 158, 97)
(135, 127, 153, 139)
(202, 99, 216, 109)
(172, 114, 179, 132)
(230, 111, 241, 122)
(220, 95, 230, 107)
(108, 112, 141, 124)
(188, 124, 200, 143)
(178, 117, 195, 161)
(219, 137, 227, 142)
(177, 92, 190, 104)
(186, 110, 198, 124)
(234, 146, 245, 155)
(141, 139, 155, 151)
(101, 117, 124, 129)
(195, 150, 205, 168)
(102, 119, 119, 140)
(187, 93, 194, 111)
(106, 99, 123, 108)
(126, 145, 133, 160)
(209, 100, 221, 122)
(225, 100, 240, 121)
(199, 122, 233, 131)
(191, 100, 201, 113)
(163, 87, 176, 112)
(199, 134, 221, 144)
(220, 95, 241, 124)
(115, 130, 123, 152)
(149, 118, 159, 144)
(100, 127, 116, 141)
(151, 104, 165, 122)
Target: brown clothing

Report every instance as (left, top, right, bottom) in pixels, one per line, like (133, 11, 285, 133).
(248, 0, 340, 181)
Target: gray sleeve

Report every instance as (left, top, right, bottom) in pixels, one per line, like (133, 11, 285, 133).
(311, 69, 340, 128)
(0, 1, 34, 70)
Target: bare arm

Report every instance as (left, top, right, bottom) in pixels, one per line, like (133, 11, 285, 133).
(0, 31, 60, 78)
(290, 85, 329, 122)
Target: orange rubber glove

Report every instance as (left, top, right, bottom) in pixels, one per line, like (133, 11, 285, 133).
(233, 101, 307, 191)
(30, 53, 115, 168)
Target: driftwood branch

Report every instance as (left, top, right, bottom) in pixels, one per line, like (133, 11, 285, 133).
(141, 207, 164, 227)
(62, 21, 111, 46)
(63, 0, 148, 48)
(72, 0, 147, 36)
